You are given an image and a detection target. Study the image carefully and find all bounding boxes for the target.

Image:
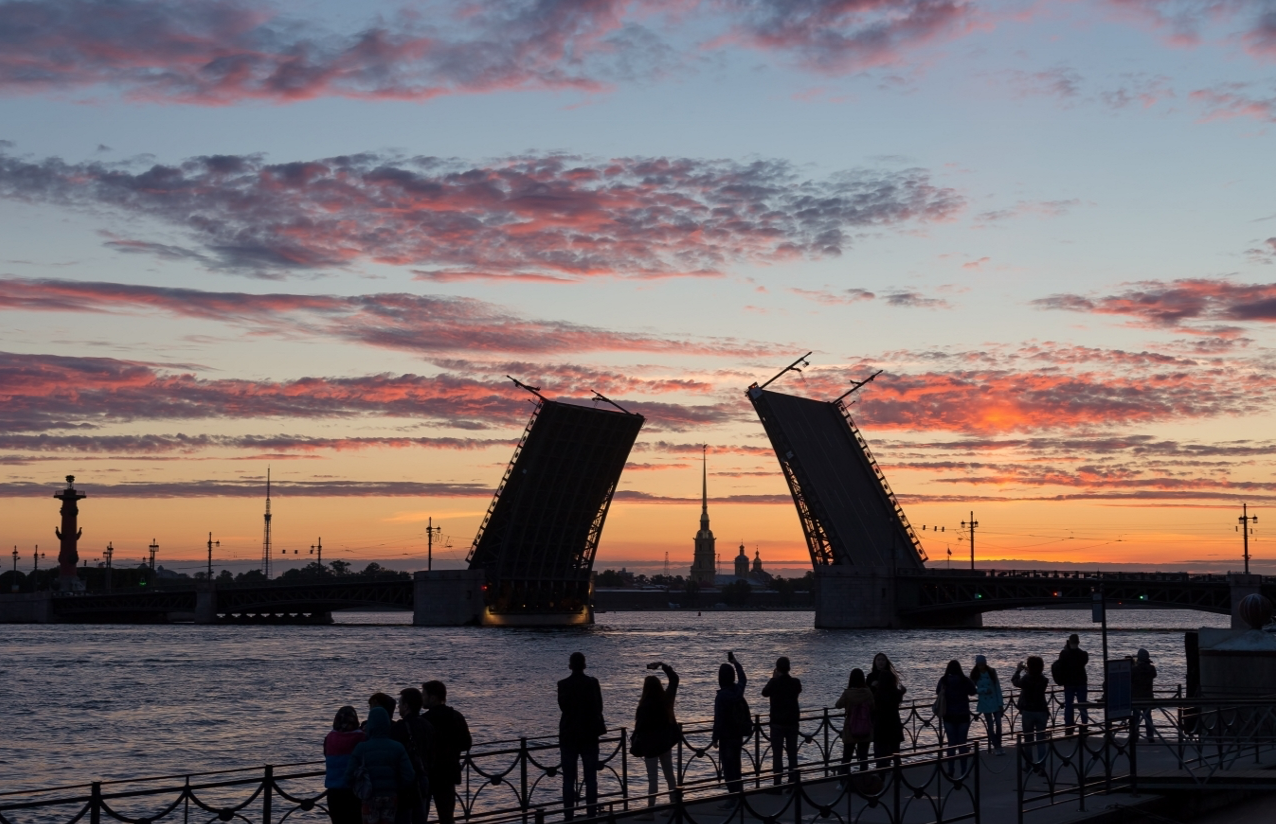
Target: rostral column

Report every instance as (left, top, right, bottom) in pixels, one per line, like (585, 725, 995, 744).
(54, 475, 86, 591)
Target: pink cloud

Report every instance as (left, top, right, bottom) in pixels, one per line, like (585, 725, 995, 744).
(788, 286, 876, 304)
(1190, 83, 1276, 122)
(720, 0, 988, 74)
(0, 149, 964, 279)
(0, 0, 658, 104)
(0, 277, 770, 357)
(1032, 277, 1276, 327)
(0, 351, 740, 434)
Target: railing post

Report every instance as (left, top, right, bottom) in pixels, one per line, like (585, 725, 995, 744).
(822, 707, 831, 776)
(90, 782, 102, 824)
(1015, 734, 1024, 824)
(520, 738, 529, 813)
(792, 770, 802, 824)
(1076, 726, 1087, 812)
(893, 755, 902, 824)
(753, 715, 762, 788)
(974, 741, 981, 824)
(620, 728, 629, 811)
(1130, 725, 1138, 796)
(263, 765, 273, 824)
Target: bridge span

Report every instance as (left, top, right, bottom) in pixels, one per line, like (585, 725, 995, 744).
(1, 568, 1269, 626)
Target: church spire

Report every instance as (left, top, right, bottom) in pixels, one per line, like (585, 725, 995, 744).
(701, 444, 709, 530)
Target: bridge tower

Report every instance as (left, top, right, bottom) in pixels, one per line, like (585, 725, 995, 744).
(262, 468, 273, 579)
(746, 363, 958, 628)
(53, 475, 86, 593)
(456, 379, 644, 626)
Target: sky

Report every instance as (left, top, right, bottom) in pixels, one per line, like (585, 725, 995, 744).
(2, 0, 1276, 577)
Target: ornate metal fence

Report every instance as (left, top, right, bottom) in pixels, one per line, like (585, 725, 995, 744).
(1015, 698, 1276, 823)
(0, 687, 1170, 824)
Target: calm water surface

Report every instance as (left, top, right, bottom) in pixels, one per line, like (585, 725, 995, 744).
(1, 608, 1229, 789)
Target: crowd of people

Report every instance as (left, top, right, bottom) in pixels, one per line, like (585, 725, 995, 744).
(323, 637, 1159, 824)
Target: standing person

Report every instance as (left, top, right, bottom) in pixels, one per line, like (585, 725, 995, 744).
(346, 707, 415, 824)
(970, 656, 1005, 755)
(422, 680, 472, 824)
(710, 651, 748, 805)
(631, 662, 680, 817)
(367, 693, 397, 727)
(1012, 657, 1050, 776)
(1130, 649, 1158, 741)
(558, 652, 605, 821)
(866, 654, 907, 768)
(325, 706, 366, 824)
(935, 660, 977, 777)
(761, 656, 802, 785)
(835, 669, 874, 773)
(1051, 634, 1090, 728)
(392, 689, 435, 824)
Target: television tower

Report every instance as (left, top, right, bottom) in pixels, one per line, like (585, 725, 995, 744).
(262, 468, 273, 579)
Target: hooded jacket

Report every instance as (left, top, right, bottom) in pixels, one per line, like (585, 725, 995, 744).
(1131, 652, 1157, 699)
(346, 707, 415, 797)
(974, 670, 1004, 715)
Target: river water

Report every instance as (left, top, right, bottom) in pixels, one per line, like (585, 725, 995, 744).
(0, 609, 1229, 790)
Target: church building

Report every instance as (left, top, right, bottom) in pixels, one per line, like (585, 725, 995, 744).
(688, 447, 717, 587)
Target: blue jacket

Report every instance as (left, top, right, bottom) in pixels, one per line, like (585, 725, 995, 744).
(346, 707, 415, 796)
(324, 729, 366, 788)
(974, 671, 1004, 715)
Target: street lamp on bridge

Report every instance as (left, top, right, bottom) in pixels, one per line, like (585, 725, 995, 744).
(1239, 504, 1258, 575)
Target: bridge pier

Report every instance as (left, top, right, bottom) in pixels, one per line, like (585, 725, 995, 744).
(815, 568, 982, 628)
(414, 570, 484, 626)
(194, 582, 217, 625)
(814, 567, 899, 628)
(1229, 573, 1263, 629)
(0, 592, 54, 623)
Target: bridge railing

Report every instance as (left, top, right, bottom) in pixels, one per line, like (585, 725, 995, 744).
(900, 567, 1256, 583)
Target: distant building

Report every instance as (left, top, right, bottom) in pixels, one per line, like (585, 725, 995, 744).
(751, 549, 773, 585)
(734, 544, 749, 579)
(689, 448, 717, 587)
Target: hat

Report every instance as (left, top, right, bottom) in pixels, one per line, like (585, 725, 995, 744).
(975, 654, 987, 665)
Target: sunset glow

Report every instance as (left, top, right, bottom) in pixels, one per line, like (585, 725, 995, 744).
(2, 0, 1275, 576)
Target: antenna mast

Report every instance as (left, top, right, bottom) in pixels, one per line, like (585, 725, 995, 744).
(755, 352, 812, 391)
(262, 468, 272, 579)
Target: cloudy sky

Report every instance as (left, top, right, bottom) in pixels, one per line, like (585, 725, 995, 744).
(2, 0, 1275, 574)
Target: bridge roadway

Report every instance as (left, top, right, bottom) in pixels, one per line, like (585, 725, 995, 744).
(0, 568, 1270, 626)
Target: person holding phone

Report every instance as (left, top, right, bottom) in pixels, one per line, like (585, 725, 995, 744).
(631, 661, 680, 818)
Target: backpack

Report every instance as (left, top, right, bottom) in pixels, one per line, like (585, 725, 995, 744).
(732, 696, 753, 737)
(847, 703, 873, 739)
(1050, 657, 1066, 686)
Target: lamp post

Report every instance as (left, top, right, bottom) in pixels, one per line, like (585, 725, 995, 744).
(426, 518, 442, 572)
(32, 546, 45, 591)
(10, 546, 17, 592)
(1239, 504, 1258, 575)
(310, 538, 323, 574)
(206, 532, 219, 581)
(103, 542, 114, 593)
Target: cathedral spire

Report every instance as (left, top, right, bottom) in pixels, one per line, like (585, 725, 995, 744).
(700, 444, 709, 530)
